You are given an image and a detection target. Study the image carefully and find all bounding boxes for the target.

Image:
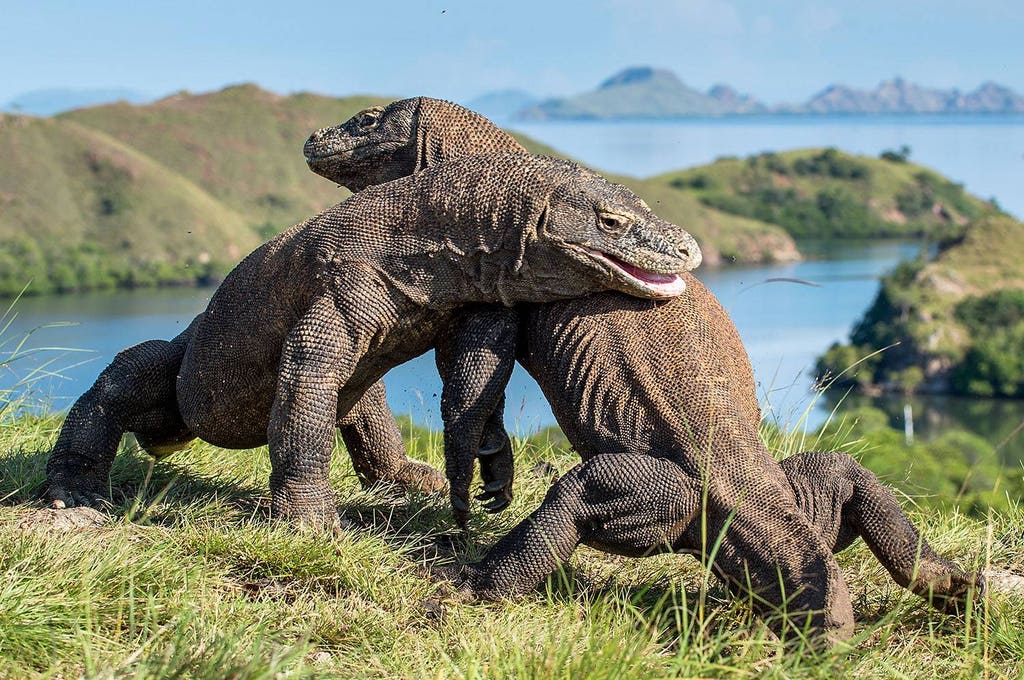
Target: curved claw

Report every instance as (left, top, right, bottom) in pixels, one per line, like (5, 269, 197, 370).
(47, 482, 109, 511)
(479, 479, 507, 494)
(474, 477, 513, 514)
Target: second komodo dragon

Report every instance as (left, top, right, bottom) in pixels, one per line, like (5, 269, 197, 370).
(45, 153, 701, 529)
(305, 97, 984, 644)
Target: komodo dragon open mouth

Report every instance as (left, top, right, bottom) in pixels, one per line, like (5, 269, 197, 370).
(304, 140, 406, 165)
(582, 247, 689, 298)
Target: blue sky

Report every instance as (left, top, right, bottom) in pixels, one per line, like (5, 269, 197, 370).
(3, 0, 1021, 105)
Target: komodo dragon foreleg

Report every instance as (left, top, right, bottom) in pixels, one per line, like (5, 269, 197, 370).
(266, 293, 372, 528)
(46, 317, 201, 508)
(434, 306, 520, 526)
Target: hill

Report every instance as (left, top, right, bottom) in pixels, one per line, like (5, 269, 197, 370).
(518, 67, 765, 120)
(0, 113, 259, 295)
(660, 147, 999, 239)
(0, 85, 803, 296)
(61, 85, 392, 232)
(817, 214, 1024, 397)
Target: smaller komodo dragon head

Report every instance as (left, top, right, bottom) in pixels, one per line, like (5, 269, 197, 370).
(305, 97, 524, 192)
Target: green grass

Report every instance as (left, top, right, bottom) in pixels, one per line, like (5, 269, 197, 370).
(2, 410, 1022, 678)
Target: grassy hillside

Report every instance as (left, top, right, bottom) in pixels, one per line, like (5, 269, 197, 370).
(0, 114, 258, 295)
(661, 148, 999, 239)
(62, 85, 390, 232)
(817, 214, 1024, 396)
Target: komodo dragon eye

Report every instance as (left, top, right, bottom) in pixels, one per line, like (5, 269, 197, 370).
(596, 210, 632, 236)
(358, 112, 380, 129)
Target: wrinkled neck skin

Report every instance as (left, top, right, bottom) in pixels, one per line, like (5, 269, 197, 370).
(414, 98, 527, 172)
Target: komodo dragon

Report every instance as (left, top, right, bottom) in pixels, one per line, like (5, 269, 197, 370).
(45, 153, 701, 528)
(304, 97, 983, 642)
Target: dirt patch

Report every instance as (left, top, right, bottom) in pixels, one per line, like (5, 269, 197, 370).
(18, 506, 109, 531)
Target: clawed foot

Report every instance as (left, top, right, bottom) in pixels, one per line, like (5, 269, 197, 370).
(929, 571, 986, 616)
(283, 507, 347, 536)
(45, 467, 111, 511)
(423, 561, 490, 602)
(396, 460, 448, 494)
(271, 483, 346, 535)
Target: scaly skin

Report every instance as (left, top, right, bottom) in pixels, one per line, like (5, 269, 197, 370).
(45, 153, 701, 529)
(306, 97, 984, 644)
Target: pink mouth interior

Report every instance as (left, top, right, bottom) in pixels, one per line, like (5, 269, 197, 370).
(601, 252, 687, 296)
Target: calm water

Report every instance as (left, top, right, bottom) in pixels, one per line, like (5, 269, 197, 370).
(3, 115, 1023, 460)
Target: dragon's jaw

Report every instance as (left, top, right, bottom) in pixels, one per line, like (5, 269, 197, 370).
(581, 248, 691, 298)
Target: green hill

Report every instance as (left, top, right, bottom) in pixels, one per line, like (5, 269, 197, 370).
(61, 85, 391, 232)
(817, 214, 1024, 397)
(0, 114, 258, 295)
(661, 148, 999, 239)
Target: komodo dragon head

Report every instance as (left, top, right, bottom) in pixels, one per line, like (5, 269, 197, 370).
(305, 97, 525, 192)
(524, 161, 702, 298)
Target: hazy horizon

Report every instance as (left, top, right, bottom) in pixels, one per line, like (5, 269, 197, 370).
(3, 0, 1020, 108)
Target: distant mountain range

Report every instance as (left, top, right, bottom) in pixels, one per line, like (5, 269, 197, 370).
(495, 67, 1024, 120)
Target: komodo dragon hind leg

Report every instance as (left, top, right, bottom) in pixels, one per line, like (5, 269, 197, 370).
(781, 451, 984, 614)
(338, 380, 446, 494)
(435, 306, 520, 527)
(45, 319, 198, 510)
(456, 453, 854, 646)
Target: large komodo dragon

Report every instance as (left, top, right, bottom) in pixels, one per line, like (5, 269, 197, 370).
(304, 97, 984, 642)
(45, 153, 701, 528)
